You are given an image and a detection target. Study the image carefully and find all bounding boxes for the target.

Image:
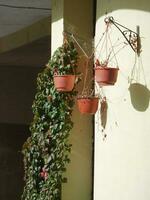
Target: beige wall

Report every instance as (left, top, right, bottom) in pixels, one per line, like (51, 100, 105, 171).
(51, 0, 93, 200)
(94, 1, 150, 200)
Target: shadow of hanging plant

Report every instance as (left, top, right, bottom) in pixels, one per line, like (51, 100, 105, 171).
(129, 83, 150, 111)
(100, 97, 108, 130)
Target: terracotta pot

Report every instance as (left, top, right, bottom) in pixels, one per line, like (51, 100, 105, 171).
(77, 97, 99, 114)
(54, 75, 75, 92)
(95, 67, 119, 86)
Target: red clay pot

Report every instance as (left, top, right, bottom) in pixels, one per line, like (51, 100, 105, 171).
(54, 75, 75, 92)
(77, 97, 99, 114)
(95, 67, 119, 86)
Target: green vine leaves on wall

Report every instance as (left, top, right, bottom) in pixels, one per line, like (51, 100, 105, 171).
(21, 40, 79, 200)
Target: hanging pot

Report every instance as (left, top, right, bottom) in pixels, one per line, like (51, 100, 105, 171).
(95, 67, 119, 86)
(77, 97, 99, 114)
(54, 74, 76, 92)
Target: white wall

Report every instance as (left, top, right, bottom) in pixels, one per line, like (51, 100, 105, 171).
(94, 1, 150, 200)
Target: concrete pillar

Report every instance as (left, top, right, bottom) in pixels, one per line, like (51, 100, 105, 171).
(51, 1, 93, 200)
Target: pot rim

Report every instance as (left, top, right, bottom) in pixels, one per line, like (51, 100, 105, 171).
(54, 74, 76, 77)
(95, 67, 119, 70)
(77, 96, 99, 100)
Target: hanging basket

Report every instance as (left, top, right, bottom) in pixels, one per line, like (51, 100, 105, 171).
(95, 67, 119, 86)
(54, 74, 76, 92)
(77, 97, 99, 114)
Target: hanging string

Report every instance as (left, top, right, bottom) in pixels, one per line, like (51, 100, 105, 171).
(95, 81, 101, 95)
(107, 30, 119, 67)
(84, 77, 95, 96)
(109, 42, 128, 64)
(97, 29, 108, 62)
(71, 33, 96, 60)
(95, 32, 106, 53)
(119, 68, 129, 82)
(137, 54, 141, 81)
(130, 52, 147, 86)
(130, 52, 138, 83)
(65, 30, 107, 61)
(139, 55, 147, 86)
(89, 39, 95, 59)
(81, 59, 89, 95)
(63, 22, 142, 99)
(71, 34, 89, 58)
(81, 59, 95, 96)
(65, 25, 121, 67)
(96, 21, 120, 67)
(105, 24, 109, 62)
(97, 36, 106, 61)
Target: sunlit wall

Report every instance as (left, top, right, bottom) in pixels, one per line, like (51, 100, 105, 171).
(94, 1, 150, 200)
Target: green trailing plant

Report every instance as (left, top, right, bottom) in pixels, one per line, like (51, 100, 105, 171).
(22, 40, 78, 200)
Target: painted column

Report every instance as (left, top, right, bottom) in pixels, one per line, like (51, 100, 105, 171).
(51, 0, 93, 200)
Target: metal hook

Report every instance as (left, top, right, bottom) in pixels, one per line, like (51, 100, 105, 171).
(104, 16, 142, 55)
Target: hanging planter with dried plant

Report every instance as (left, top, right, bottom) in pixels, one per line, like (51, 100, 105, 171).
(95, 59, 119, 86)
(77, 59, 99, 114)
(94, 18, 120, 86)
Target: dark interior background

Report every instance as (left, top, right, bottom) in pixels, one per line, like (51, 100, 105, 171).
(0, 36, 50, 200)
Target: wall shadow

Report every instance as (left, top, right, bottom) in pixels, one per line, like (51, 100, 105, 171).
(100, 98, 108, 130)
(97, 0, 150, 18)
(129, 83, 150, 111)
(0, 123, 30, 200)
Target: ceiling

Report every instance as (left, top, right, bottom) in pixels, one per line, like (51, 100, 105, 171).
(0, 0, 51, 37)
(0, 0, 51, 67)
(0, 1, 51, 124)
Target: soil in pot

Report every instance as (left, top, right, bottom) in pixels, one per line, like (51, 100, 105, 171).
(77, 97, 99, 114)
(54, 75, 75, 92)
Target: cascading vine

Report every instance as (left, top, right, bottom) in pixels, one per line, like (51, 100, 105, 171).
(22, 41, 78, 200)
